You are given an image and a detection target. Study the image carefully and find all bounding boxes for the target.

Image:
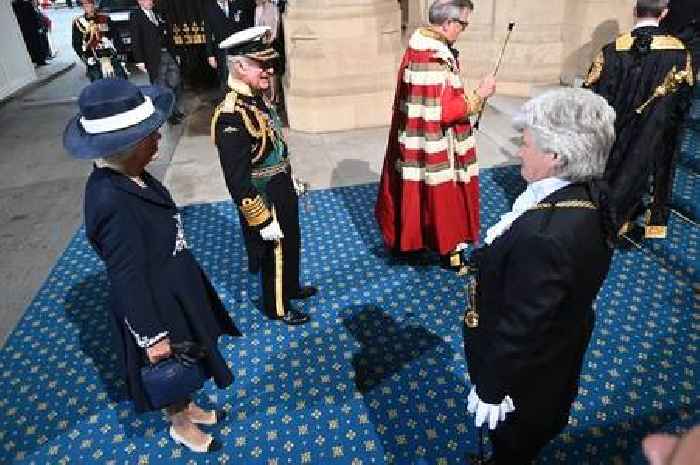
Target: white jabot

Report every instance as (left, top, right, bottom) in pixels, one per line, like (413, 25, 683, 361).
(633, 19, 660, 30)
(484, 177, 572, 245)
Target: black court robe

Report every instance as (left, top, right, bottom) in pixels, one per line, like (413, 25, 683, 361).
(584, 27, 694, 237)
(464, 184, 613, 464)
(84, 167, 241, 412)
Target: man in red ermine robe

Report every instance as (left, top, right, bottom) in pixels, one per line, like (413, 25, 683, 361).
(375, 0, 496, 270)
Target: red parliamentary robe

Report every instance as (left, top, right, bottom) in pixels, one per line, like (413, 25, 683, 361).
(375, 27, 480, 255)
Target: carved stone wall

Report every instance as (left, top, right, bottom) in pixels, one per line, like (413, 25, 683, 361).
(283, 0, 402, 132)
(283, 0, 636, 131)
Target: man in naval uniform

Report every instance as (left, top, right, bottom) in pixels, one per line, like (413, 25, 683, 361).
(72, 0, 127, 81)
(212, 26, 314, 325)
(584, 0, 694, 240)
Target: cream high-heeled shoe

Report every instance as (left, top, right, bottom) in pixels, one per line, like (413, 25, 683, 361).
(169, 426, 221, 453)
(189, 409, 227, 426)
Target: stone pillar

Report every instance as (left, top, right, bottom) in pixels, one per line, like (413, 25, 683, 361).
(0, 4, 36, 101)
(283, 0, 402, 132)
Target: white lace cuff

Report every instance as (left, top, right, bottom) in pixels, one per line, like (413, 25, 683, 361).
(124, 318, 169, 348)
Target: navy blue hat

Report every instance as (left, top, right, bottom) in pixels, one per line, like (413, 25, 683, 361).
(63, 79, 174, 159)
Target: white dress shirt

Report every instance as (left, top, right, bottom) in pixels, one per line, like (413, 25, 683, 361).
(484, 177, 572, 245)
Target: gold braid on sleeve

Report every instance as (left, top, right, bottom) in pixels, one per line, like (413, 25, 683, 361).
(240, 195, 271, 227)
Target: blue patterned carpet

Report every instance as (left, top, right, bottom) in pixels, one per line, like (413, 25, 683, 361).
(0, 165, 698, 465)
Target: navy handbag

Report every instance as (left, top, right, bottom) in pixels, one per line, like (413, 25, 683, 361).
(140, 342, 206, 409)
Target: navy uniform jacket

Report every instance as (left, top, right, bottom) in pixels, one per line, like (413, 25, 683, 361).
(585, 28, 694, 238)
(84, 166, 240, 411)
(212, 79, 299, 273)
(464, 184, 613, 456)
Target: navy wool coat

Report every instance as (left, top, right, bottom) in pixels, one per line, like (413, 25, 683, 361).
(84, 166, 241, 412)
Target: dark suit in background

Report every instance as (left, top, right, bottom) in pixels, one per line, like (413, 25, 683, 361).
(84, 166, 241, 412)
(203, 0, 255, 88)
(130, 6, 184, 117)
(464, 183, 613, 464)
(12, 0, 50, 65)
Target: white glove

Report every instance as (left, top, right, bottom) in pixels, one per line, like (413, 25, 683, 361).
(135, 62, 147, 73)
(259, 219, 284, 241)
(292, 177, 308, 196)
(467, 386, 515, 430)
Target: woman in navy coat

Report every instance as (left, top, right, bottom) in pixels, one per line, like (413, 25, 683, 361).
(63, 79, 240, 453)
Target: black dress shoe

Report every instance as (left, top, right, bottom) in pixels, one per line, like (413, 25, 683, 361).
(290, 286, 318, 299)
(277, 309, 310, 325)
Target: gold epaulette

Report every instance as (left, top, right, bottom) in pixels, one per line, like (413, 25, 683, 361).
(210, 91, 239, 143)
(615, 33, 687, 52)
(240, 195, 271, 227)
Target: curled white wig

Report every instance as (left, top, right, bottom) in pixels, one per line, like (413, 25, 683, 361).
(513, 88, 616, 182)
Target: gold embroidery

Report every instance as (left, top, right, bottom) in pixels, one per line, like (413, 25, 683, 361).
(616, 33, 686, 52)
(635, 66, 691, 114)
(650, 35, 685, 51)
(585, 51, 605, 87)
(685, 52, 694, 86)
(272, 209, 285, 317)
(465, 91, 484, 116)
(240, 195, 272, 227)
(615, 33, 634, 51)
(251, 159, 290, 179)
(210, 91, 238, 143)
(417, 27, 449, 45)
(528, 200, 597, 211)
(644, 225, 667, 239)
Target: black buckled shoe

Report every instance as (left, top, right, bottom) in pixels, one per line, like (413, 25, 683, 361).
(290, 286, 318, 300)
(278, 309, 310, 325)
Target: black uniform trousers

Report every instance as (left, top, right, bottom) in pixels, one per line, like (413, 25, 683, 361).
(256, 173, 301, 318)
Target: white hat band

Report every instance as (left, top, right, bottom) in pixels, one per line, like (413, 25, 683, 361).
(80, 97, 156, 134)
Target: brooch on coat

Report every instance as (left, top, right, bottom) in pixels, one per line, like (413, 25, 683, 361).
(172, 213, 190, 256)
